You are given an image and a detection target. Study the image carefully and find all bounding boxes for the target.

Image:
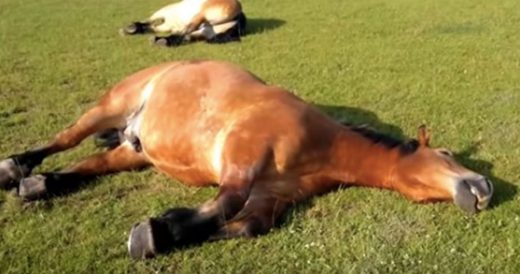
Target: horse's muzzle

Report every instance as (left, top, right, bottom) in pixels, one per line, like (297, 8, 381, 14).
(454, 177, 493, 213)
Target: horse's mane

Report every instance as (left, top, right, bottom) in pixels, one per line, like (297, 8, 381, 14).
(341, 123, 420, 155)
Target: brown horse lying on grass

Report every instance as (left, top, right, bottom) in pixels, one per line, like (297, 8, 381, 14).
(120, 0, 246, 47)
(0, 60, 493, 259)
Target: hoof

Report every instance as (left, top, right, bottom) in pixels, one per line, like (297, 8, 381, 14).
(121, 23, 138, 36)
(0, 158, 26, 189)
(119, 28, 128, 37)
(19, 175, 47, 200)
(149, 36, 168, 47)
(128, 220, 157, 260)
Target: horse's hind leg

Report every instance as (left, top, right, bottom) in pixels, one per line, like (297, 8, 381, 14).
(127, 169, 256, 259)
(18, 142, 149, 200)
(0, 100, 126, 189)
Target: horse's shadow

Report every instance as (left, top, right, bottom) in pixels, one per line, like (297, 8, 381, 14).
(316, 104, 405, 139)
(453, 144, 517, 209)
(246, 18, 286, 35)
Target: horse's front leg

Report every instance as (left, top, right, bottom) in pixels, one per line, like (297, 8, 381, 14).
(127, 170, 254, 259)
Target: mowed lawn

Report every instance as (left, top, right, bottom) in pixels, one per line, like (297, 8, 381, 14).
(1, 0, 520, 272)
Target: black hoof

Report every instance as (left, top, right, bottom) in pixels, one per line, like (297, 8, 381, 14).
(19, 175, 47, 200)
(128, 220, 157, 260)
(149, 36, 169, 47)
(0, 158, 26, 189)
(119, 28, 129, 37)
(120, 23, 140, 36)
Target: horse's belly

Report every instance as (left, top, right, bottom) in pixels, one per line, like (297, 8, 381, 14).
(150, 0, 206, 33)
(139, 128, 219, 186)
(153, 160, 217, 187)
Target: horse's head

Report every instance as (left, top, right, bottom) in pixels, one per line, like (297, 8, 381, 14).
(392, 126, 493, 213)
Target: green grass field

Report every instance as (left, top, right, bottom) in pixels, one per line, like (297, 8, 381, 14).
(1, 0, 520, 272)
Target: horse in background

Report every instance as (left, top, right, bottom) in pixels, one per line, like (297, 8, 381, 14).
(0, 60, 493, 259)
(120, 0, 246, 46)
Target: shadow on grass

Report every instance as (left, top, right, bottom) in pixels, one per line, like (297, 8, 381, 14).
(246, 18, 286, 35)
(315, 104, 405, 139)
(454, 143, 517, 209)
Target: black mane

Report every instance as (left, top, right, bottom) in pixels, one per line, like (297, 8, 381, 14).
(343, 123, 420, 155)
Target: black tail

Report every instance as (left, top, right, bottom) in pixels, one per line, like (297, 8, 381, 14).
(94, 128, 124, 149)
(236, 12, 247, 36)
(206, 12, 247, 44)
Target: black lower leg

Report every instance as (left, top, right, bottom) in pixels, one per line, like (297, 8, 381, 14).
(121, 21, 151, 35)
(128, 184, 249, 259)
(150, 35, 185, 47)
(11, 147, 52, 170)
(18, 172, 93, 200)
(152, 208, 220, 250)
(0, 147, 54, 189)
(128, 207, 220, 259)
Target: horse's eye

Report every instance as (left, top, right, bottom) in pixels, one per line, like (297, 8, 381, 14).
(438, 149, 453, 157)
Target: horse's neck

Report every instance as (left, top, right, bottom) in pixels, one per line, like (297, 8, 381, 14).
(328, 130, 399, 189)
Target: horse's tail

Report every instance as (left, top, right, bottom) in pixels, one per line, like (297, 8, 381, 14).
(94, 128, 124, 149)
(236, 12, 247, 36)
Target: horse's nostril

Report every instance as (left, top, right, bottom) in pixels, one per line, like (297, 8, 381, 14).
(485, 178, 494, 195)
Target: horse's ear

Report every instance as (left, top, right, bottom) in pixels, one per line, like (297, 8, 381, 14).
(417, 125, 430, 147)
